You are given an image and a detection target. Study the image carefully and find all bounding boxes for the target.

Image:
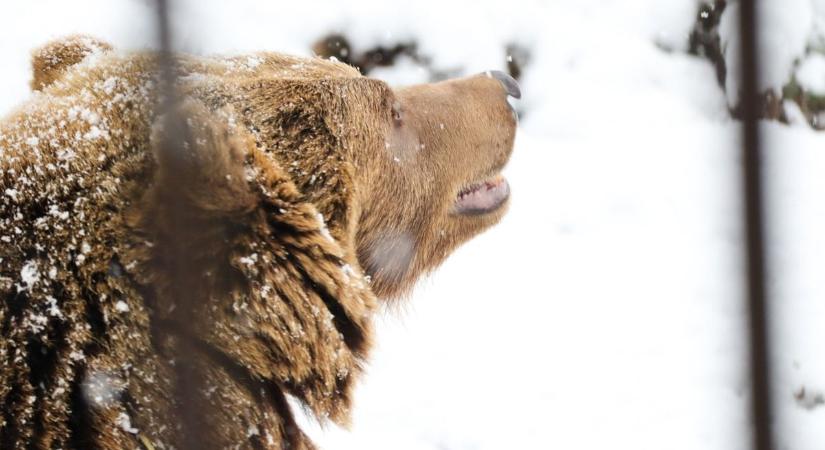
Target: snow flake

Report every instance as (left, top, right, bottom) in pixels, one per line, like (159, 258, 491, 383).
(49, 204, 70, 221)
(365, 233, 414, 281)
(79, 108, 99, 125)
(238, 253, 258, 267)
(101, 77, 118, 95)
(316, 212, 334, 242)
(84, 126, 103, 140)
(45, 296, 63, 318)
(19, 260, 40, 291)
(27, 312, 49, 333)
(115, 412, 139, 434)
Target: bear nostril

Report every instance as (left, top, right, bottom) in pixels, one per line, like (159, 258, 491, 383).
(486, 70, 521, 99)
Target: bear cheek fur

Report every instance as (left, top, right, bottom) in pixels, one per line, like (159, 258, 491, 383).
(353, 75, 517, 300)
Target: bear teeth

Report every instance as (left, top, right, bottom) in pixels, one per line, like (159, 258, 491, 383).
(454, 175, 509, 215)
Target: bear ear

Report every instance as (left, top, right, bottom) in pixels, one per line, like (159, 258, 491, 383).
(30, 35, 113, 91)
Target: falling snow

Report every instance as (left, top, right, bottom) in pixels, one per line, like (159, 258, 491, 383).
(1, 1, 825, 449)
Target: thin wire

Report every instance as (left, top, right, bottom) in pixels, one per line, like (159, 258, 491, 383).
(737, 1, 774, 449)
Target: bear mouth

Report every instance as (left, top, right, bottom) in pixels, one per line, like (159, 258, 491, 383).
(453, 174, 510, 215)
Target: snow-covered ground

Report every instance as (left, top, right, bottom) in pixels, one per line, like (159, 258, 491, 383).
(1, 1, 824, 449)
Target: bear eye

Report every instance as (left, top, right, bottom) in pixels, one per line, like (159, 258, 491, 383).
(391, 100, 403, 126)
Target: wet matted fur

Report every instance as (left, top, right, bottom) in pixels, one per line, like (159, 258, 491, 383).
(0, 35, 517, 449)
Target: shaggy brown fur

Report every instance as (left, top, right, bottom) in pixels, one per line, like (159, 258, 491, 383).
(29, 35, 113, 92)
(0, 36, 517, 449)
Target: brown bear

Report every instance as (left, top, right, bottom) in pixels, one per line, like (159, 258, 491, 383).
(0, 35, 519, 449)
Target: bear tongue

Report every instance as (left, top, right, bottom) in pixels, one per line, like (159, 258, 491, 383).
(454, 176, 510, 215)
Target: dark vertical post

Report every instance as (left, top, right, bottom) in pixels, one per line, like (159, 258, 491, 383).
(737, 1, 774, 450)
(153, 1, 206, 448)
(155, 0, 172, 61)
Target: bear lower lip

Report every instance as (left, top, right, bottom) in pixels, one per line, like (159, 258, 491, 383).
(454, 175, 510, 215)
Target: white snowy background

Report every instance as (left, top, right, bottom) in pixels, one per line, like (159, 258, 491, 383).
(1, 0, 824, 449)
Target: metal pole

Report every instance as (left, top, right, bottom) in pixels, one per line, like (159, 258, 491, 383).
(737, 1, 774, 449)
(153, 1, 206, 448)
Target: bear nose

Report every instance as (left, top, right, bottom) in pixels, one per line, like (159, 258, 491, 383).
(487, 70, 521, 99)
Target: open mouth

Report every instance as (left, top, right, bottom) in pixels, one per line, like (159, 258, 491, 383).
(454, 174, 510, 215)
